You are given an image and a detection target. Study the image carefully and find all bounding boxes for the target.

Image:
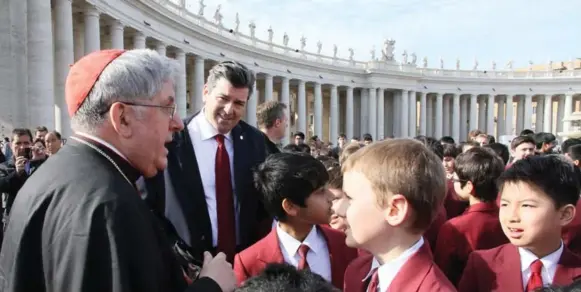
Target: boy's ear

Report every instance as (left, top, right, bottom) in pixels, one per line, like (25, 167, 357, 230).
(559, 204, 576, 226)
(282, 198, 300, 217)
(383, 194, 410, 227)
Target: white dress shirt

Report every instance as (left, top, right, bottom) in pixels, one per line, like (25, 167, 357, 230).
(362, 237, 425, 292)
(276, 224, 332, 282)
(188, 111, 240, 247)
(519, 242, 563, 289)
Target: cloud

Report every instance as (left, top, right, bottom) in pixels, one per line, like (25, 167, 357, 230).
(184, 0, 581, 69)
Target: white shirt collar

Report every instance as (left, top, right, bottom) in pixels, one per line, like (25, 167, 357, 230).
(276, 224, 323, 256)
(192, 109, 233, 141)
(519, 241, 564, 273)
(75, 132, 128, 161)
(362, 236, 425, 282)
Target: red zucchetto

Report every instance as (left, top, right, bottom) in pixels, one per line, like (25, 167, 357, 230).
(65, 49, 126, 117)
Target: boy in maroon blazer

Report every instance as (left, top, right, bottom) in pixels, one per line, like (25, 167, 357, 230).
(233, 153, 357, 289)
(339, 139, 456, 292)
(458, 155, 581, 292)
(434, 147, 509, 285)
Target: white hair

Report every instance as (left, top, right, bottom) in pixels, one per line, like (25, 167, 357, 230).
(71, 49, 180, 133)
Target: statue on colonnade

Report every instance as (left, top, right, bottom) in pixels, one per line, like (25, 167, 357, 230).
(333, 45, 338, 59)
(401, 50, 408, 64)
(198, 0, 205, 16)
(473, 58, 479, 70)
(267, 26, 274, 43)
(300, 36, 307, 51)
(317, 41, 323, 55)
(235, 13, 240, 33)
(455, 58, 460, 70)
(506, 60, 513, 70)
(410, 53, 417, 66)
(213, 5, 223, 26)
(348, 48, 354, 61)
(423, 57, 428, 68)
(381, 39, 395, 61)
(283, 33, 289, 47)
(370, 46, 376, 61)
(249, 21, 256, 39)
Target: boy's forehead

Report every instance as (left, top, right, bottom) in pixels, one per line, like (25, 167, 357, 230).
(501, 181, 550, 201)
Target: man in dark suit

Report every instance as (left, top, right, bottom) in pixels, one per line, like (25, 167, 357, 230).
(144, 61, 270, 263)
(256, 100, 287, 155)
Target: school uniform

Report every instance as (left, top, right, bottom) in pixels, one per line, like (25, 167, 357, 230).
(233, 224, 357, 288)
(434, 201, 508, 285)
(444, 179, 468, 219)
(343, 237, 456, 292)
(458, 242, 581, 292)
(424, 205, 447, 251)
(562, 200, 581, 255)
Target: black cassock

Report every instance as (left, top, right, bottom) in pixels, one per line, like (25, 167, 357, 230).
(0, 135, 221, 292)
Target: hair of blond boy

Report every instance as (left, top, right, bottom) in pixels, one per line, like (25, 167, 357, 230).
(339, 142, 362, 165)
(341, 139, 446, 232)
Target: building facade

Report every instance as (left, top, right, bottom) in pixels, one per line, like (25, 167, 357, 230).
(2, 0, 581, 145)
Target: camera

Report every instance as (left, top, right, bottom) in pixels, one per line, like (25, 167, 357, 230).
(20, 148, 32, 160)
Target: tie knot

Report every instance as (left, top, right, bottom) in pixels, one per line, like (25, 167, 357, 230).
(298, 244, 310, 257)
(215, 134, 225, 145)
(531, 259, 544, 274)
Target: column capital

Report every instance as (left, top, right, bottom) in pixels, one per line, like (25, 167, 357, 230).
(109, 19, 124, 29)
(84, 4, 100, 17)
(156, 41, 166, 49)
(175, 49, 186, 58)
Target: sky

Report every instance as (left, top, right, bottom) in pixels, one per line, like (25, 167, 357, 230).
(182, 0, 580, 70)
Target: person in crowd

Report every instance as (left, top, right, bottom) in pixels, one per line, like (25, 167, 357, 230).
(440, 136, 455, 145)
(330, 134, 346, 158)
(293, 132, 305, 145)
(338, 142, 361, 165)
(468, 129, 483, 141)
(458, 155, 581, 292)
(0, 49, 234, 292)
(475, 133, 491, 146)
(567, 144, 581, 166)
(485, 143, 510, 166)
(362, 133, 373, 146)
(507, 135, 536, 168)
(341, 139, 455, 292)
(142, 60, 270, 264)
(534, 132, 558, 155)
(442, 143, 468, 220)
(34, 126, 48, 141)
(460, 141, 480, 153)
(256, 100, 287, 156)
(520, 129, 535, 136)
(234, 152, 356, 288)
(235, 263, 339, 292)
(281, 143, 300, 152)
(561, 138, 581, 158)
(44, 130, 63, 156)
(1, 137, 12, 163)
(31, 138, 47, 162)
(350, 136, 359, 144)
(296, 143, 311, 154)
(434, 147, 508, 285)
(316, 156, 346, 232)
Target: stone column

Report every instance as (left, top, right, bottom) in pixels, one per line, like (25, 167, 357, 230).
(517, 97, 524, 132)
(368, 88, 377, 139)
(536, 99, 544, 132)
(109, 19, 124, 50)
(524, 94, 533, 130)
(497, 98, 505, 136)
(468, 94, 477, 132)
(557, 96, 565, 133)
(73, 15, 84, 61)
(264, 74, 273, 101)
(345, 86, 354, 139)
(409, 91, 416, 136)
(443, 95, 450, 136)
(156, 41, 167, 56)
(314, 83, 323, 137)
(54, 0, 74, 136)
(281, 77, 291, 145)
(297, 80, 307, 133)
(543, 95, 553, 132)
(478, 96, 486, 130)
(133, 31, 146, 49)
(175, 50, 187, 118)
(564, 94, 574, 132)
(28, 0, 54, 129)
(246, 74, 258, 127)
(435, 93, 443, 138)
(487, 94, 495, 135)
(452, 94, 460, 143)
(400, 90, 409, 137)
(360, 89, 369, 135)
(84, 5, 100, 54)
(426, 95, 433, 136)
(192, 56, 204, 112)
(505, 95, 514, 135)
(419, 92, 427, 135)
(377, 88, 385, 140)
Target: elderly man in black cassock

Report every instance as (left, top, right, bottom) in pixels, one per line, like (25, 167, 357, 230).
(0, 49, 236, 292)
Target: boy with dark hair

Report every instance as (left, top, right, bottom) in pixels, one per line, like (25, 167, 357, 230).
(316, 157, 346, 232)
(341, 139, 455, 291)
(234, 152, 356, 288)
(485, 143, 510, 165)
(459, 155, 581, 291)
(563, 139, 581, 158)
(235, 263, 339, 292)
(440, 136, 456, 145)
(434, 147, 508, 285)
(508, 135, 536, 167)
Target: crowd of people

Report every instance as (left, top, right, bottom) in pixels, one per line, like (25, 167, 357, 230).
(1, 48, 581, 292)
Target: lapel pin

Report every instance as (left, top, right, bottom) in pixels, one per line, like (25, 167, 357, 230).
(240, 135, 244, 140)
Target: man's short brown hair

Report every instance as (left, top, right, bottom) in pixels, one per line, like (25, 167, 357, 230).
(256, 101, 287, 129)
(339, 142, 361, 165)
(468, 129, 483, 140)
(342, 139, 446, 233)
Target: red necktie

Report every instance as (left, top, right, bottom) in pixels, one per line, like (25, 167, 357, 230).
(525, 259, 544, 291)
(297, 244, 310, 270)
(215, 135, 236, 261)
(367, 268, 379, 292)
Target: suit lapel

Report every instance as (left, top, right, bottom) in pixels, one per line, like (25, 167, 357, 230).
(496, 244, 524, 292)
(232, 124, 250, 245)
(554, 247, 581, 286)
(388, 243, 433, 292)
(256, 228, 285, 264)
(319, 226, 343, 287)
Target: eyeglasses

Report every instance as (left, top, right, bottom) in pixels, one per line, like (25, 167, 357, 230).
(122, 102, 177, 119)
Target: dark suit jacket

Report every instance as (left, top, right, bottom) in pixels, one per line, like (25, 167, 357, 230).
(458, 244, 581, 292)
(343, 241, 456, 292)
(444, 179, 468, 219)
(144, 114, 270, 261)
(233, 225, 357, 289)
(434, 202, 508, 285)
(263, 135, 280, 156)
(424, 205, 447, 252)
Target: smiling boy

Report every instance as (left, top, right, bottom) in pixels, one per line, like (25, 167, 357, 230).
(458, 155, 581, 292)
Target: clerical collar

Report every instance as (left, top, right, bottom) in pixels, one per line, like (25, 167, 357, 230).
(71, 133, 141, 185)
